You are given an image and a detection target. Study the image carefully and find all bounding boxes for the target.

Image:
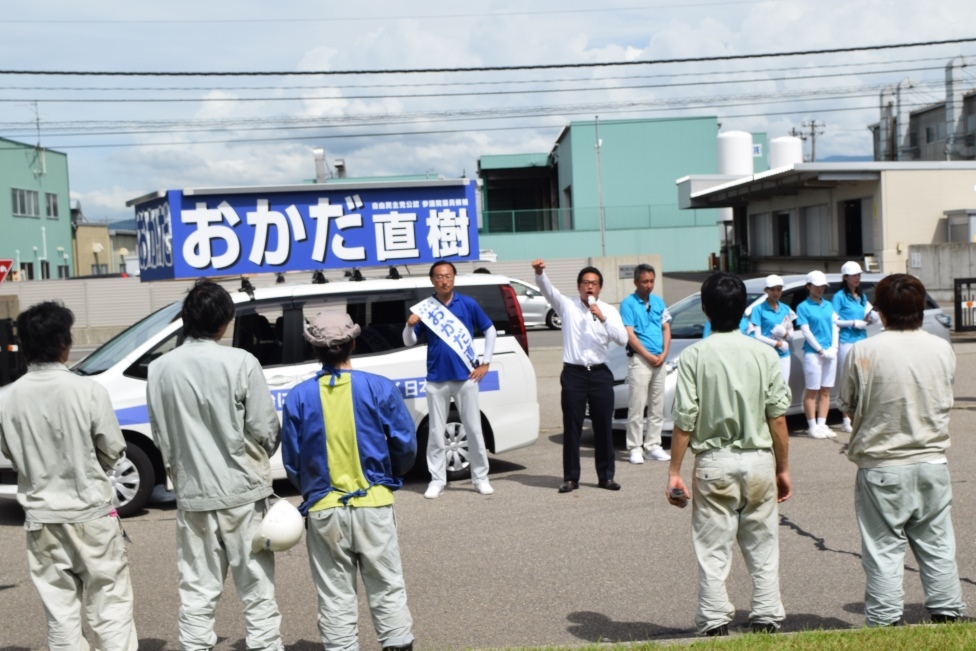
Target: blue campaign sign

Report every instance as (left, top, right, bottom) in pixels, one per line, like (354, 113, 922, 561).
(130, 180, 479, 281)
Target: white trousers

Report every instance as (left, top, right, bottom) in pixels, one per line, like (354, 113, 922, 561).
(777, 354, 791, 386)
(426, 380, 490, 486)
(176, 502, 283, 651)
(692, 448, 785, 632)
(306, 506, 414, 651)
(26, 515, 138, 651)
(625, 354, 666, 451)
(803, 352, 837, 390)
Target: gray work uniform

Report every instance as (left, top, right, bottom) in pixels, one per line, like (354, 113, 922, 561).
(0, 362, 138, 651)
(839, 329, 965, 626)
(147, 338, 283, 651)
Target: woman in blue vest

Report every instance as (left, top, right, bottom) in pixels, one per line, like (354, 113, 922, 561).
(750, 274, 795, 384)
(832, 261, 878, 433)
(796, 270, 839, 439)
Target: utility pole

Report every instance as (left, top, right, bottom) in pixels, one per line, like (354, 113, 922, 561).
(594, 116, 606, 257)
(801, 121, 826, 161)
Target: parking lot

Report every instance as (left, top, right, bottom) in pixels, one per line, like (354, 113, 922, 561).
(3, 332, 976, 649)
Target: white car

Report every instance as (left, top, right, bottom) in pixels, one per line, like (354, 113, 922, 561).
(1, 274, 540, 515)
(509, 278, 560, 329)
(606, 273, 952, 434)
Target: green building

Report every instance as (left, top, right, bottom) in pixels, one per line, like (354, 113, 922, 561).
(478, 117, 767, 272)
(0, 137, 72, 279)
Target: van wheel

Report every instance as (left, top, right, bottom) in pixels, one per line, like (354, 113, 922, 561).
(417, 412, 472, 481)
(546, 309, 561, 330)
(109, 442, 155, 518)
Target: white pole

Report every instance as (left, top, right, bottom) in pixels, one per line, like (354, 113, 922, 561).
(595, 116, 606, 258)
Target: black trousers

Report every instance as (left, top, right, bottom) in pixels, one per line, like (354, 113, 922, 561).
(560, 363, 615, 482)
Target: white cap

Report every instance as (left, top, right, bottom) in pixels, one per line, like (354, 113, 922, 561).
(765, 274, 784, 289)
(841, 261, 863, 276)
(805, 270, 828, 287)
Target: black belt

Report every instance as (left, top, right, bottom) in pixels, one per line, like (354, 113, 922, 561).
(565, 362, 608, 372)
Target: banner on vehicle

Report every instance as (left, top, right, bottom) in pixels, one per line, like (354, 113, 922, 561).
(129, 179, 479, 282)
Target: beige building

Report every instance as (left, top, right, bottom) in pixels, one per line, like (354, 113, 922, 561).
(678, 162, 976, 275)
(72, 222, 113, 276)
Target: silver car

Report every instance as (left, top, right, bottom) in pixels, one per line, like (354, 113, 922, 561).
(608, 273, 952, 434)
(510, 278, 560, 329)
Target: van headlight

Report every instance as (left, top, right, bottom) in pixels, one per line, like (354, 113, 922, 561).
(935, 313, 951, 329)
(666, 359, 679, 374)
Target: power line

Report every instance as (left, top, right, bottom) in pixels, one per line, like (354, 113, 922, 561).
(2, 37, 975, 77)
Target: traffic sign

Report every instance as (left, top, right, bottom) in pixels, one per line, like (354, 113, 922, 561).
(0, 259, 12, 289)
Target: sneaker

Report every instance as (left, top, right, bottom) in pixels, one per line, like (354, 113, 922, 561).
(424, 483, 445, 499)
(645, 446, 671, 461)
(820, 424, 837, 439)
(751, 622, 778, 634)
(841, 421, 853, 433)
(808, 426, 827, 439)
(931, 613, 959, 624)
(704, 624, 729, 637)
(473, 480, 494, 495)
(629, 449, 645, 464)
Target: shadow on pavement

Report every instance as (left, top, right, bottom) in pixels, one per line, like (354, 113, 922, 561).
(566, 610, 688, 642)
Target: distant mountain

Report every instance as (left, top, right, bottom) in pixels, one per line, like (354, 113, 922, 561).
(818, 155, 874, 162)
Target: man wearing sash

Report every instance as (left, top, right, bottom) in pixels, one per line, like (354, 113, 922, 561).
(403, 260, 497, 499)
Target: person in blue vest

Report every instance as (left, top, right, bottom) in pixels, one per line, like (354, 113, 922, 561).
(832, 261, 878, 433)
(796, 270, 839, 439)
(403, 260, 497, 499)
(282, 311, 417, 651)
(750, 274, 796, 384)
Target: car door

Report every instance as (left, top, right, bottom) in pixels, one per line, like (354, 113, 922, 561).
(510, 280, 546, 327)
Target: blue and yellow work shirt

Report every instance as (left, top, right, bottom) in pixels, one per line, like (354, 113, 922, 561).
(414, 292, 493, 383)
(796, 297, 836, 353)
(750, 300, 794, 358)
(281, 368, 417, 515)
(832, 290, 869, 344)
(620, 292, 670, 355)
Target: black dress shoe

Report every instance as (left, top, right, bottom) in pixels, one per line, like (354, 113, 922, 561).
(597, 479, 621, 491)
(932, 614, 959, 624)
(704, 624, 728, 637)
(558, 480, 579, 493)
(383, 644, 413, 651)
(751, 622, 777, 634)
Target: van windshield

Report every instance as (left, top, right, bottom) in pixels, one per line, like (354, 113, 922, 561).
(72, 302, 183, 376)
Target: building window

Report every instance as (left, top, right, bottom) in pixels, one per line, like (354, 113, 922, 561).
(966, 113, 975, 133)
(909, 132, 918, 148)
(40, 260, 50, 280)
(46, 193, 59, 219)
(57, 264, 70, 279)
(91, 263, 108, 275)
(748, 212, 772, 256)
(925, 127, 934, 144)
(20, 262, 34, 280)
(11, 188, 40, 217)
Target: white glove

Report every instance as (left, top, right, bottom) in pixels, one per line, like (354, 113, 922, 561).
(771, 324, 787, 338)
(853, 320, 867, 330)
(824, 347, 837, 360)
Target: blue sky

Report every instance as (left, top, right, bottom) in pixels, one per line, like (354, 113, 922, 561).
(1, 0, 973, 223)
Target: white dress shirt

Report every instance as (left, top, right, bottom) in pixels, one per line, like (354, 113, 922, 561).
(535, 270, 628, 366)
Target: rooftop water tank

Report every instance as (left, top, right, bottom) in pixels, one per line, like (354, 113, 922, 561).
(717, 131, 753, 177)
(769, 136, 804, 169)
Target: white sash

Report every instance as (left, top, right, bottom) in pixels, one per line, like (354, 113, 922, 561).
(410, 296, 477, 371)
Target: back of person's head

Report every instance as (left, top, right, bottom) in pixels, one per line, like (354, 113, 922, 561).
(577, 266, 604, 287)
(17, 301, 74, 364)
(701, 272, 746, 332)
(182, 280, 235, 340)
(304, 311, 361, 367)
(874, 274, 925, 331)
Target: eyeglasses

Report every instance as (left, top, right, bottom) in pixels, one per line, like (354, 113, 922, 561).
(433, 274, 455, 281)
(579, 280, 600, 287)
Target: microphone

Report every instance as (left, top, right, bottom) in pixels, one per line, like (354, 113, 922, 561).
(587, 295, 597, 321)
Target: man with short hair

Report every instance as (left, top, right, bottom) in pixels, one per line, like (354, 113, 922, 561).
(147, 281, 284, 651)
(839, 274, 965, 627)
(403, 260, 497, 499)
(283, 311, 417, 651)
(667, 272, 791, 636)
(0, 301, 139, 651)
(532, 259, 628, 492)
(621, 263, 672, 464)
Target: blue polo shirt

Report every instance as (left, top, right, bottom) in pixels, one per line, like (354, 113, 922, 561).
(750, 300, 794, 358)
(796, 297, 835, 353)
(620, 292, 669, 355)
(832, 290, 869, 344)
(414, 292, 493, 383)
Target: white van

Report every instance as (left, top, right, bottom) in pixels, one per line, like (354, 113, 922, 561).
(1, 273, 539, 516)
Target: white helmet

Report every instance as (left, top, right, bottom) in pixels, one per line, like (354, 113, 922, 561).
(252, 499, 304, 553)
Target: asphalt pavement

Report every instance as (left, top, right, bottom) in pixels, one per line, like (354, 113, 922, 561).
(5, 321, 976, 649)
